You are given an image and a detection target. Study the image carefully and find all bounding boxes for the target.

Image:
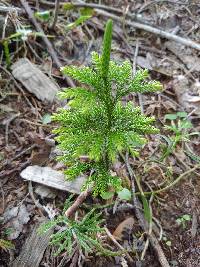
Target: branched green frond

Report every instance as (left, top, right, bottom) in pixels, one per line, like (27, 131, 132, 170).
(57, 87, 97, 110)
(64, 161, 91, 180)
(82, 163, 121, 196)
(127, 69, 162, 94)
(61, 65, 101, 89)
(109, 60, 132, 86)
(114, 69, 162, 98)
(113, 103, 158, 134)
(39, 207, 116, 256)
(91, 51, 102, 73)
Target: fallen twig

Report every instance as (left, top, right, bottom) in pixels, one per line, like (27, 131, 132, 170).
(135, 163, 200, 196)
(104, 227, 133, 262)
(64, 189, 90, 218)
(20, 0, 75, 87)
(96, 9, 200, 51)
(4, 113, 20, 146)
(38, 1, 139, 20)
(0, 143, 36, 174)
(50, 0, 60, 30)
(28, 181, 46, 217)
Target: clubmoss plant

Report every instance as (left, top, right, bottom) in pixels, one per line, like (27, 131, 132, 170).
(39, 196, 118, 256)
(53, 19, 162, 197)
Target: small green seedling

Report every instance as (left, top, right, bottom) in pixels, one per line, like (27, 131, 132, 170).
(160, 112, 199, 160)
(162, 236, 171, 247)
(39, 196, 119, 256)
(63, 4, 93, 30)
(176, 214, 191, 229)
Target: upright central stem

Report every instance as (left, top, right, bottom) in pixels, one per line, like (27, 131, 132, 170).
(102, 80, 114, 171)
(100, 19, 113, 172)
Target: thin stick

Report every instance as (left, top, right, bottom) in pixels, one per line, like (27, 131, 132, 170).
(0, 180, 5, 213)
(0, 6, 23, 13)
(5, 113, 20, 146)
(0, 144, 36, 171)
(20, 0, 75, 87)
(51, 0, 60, 30)
(104, 227, 133, 262)
(135, 163, 200, 196)
(65, 189, 90, 218)
(0, 65, 34, 110)
(96, 9, 200, 51)
(28, 181, 45, 217)
(38, 1, 140, 20)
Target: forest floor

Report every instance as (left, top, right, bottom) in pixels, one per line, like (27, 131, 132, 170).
(0, 1, 200, 267)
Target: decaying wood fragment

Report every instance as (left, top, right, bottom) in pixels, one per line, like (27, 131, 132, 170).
(11, 58, 59, 103)
(11, 222, 53, 267)
(20, 165, 86, 194)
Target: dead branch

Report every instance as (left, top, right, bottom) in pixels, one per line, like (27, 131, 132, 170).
(96, 9, 200, 52)
(50, 0, 60, 30)
(19, 0, 75, 88)
(104, 227, 133, 262)
(38, 0, 150, 25)
(64, 189, 90, 218)
(40, 1, 200, 51)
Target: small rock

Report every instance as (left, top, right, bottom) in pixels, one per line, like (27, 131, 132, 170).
(11, 58, 59, 103)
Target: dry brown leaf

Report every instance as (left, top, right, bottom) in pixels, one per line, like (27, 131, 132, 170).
(113, 217, 135, 240)
(173, 75, 200, 114)
(165, 41, 200, 72)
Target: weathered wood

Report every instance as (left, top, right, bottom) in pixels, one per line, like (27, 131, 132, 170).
(20, 165, 86, 194)
(11, 58, 59, 103)
(11, 222, 53, 267)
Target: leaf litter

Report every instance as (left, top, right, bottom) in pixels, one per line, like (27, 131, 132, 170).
(0, 0, 200, 267)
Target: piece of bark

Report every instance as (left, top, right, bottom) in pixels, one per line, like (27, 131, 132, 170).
(20, 165, 86, 194)
(11, 222, 53, 267)
(11, 58, 59, 103)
